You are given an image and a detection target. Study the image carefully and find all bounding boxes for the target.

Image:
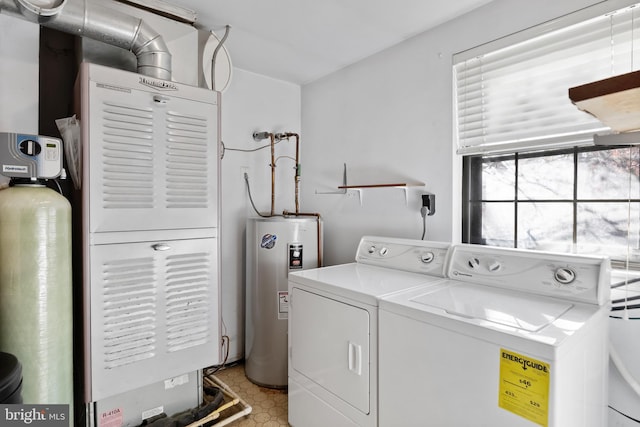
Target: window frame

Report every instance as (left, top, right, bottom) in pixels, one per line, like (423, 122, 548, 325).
(462, 146, 640, 265)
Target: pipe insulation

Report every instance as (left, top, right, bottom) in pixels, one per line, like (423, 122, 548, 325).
(0, 0, 172, 79)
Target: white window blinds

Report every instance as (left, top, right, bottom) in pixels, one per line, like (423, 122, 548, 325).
(454, 3, 640, 155)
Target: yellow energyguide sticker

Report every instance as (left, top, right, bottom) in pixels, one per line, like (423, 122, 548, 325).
(498, 348, 550, 427)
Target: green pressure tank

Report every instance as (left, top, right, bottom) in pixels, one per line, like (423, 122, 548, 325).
(0, 184, 73, 408)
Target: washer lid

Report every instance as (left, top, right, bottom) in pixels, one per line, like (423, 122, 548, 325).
(411, 284, 573, 332)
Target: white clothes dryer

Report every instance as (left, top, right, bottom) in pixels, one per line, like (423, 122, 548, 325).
(379, 244, 610, 427)
(287, 236, 451, 427)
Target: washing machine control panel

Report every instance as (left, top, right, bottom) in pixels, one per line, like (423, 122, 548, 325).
(356, 236, 450, 277)
(448, 244, 610, 306)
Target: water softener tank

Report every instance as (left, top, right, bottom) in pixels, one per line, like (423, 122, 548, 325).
(0, 184, 73, 405)
(245, 217, 321, 388)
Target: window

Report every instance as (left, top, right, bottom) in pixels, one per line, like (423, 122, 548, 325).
(456, 2, 640, 266)
(463, 146, 640, 265)
(454, 3, 640, 155)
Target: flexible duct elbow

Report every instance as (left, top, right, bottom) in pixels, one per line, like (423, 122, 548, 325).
(131, 20, 172, 80)
(0, 0, 172, 80)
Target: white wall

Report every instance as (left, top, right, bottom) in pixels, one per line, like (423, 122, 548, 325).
(220, 68, 301, 362)
(0, 15, 39, 188)
(0, 15, 39, 133)
(300, 0, 604, 266)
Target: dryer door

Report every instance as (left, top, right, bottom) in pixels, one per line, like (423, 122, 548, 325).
(290, 287, 370, 414)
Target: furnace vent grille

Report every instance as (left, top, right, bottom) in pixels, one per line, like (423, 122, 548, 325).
(165, 111, 209, 209)
(101, 257, 157, 369)
(101, 101, 155, 209)
(165, 251, 211, 352)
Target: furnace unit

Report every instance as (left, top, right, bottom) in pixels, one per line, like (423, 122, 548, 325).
(75, 62, 221, 426)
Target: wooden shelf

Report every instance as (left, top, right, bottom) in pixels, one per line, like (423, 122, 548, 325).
(315, 163, 424, 205)
(569, 70, 640, 132)
(338, 183, 409, 189)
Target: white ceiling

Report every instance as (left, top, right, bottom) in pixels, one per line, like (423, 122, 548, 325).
(165, 0, 493, 85)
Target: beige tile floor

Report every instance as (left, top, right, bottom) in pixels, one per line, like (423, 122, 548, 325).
(208, 363, 289, 427)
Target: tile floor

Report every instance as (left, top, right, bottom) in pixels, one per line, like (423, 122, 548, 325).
(207, 363, 289, 426)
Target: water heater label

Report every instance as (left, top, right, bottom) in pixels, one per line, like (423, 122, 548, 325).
(289, 243, 303, 270)
(278, 291, 289, 319)
(261, 234, 277, 249)
(498, 348, 550, 427)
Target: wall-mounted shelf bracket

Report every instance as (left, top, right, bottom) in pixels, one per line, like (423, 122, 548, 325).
(338, 183, 412, 205)
(315, 163, 348, 195)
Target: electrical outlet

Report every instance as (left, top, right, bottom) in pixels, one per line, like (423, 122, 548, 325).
(422, 193, 435, 216)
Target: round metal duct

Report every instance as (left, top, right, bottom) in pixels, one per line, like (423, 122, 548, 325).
(16, 0, 66, 20)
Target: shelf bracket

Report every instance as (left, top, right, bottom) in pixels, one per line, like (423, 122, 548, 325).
(345, 186, 409, 206)
(347, 188, 363, 205)
(402, 186, 409, 205)
(315, 163, 348, 195)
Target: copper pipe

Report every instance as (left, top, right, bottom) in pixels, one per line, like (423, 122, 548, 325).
(277, 132, 301, 214)
(278, 132, 301, 214)
(293, 133, 300, 214)
(283, 210, 322, 267)
(270, 133, 276, 216)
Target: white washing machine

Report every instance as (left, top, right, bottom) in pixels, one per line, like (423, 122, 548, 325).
(609, 269, 640, 426)
(287, 236, 451, 427)
(379, 244, 610, 427)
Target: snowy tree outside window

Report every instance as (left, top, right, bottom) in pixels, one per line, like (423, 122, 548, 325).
(463, 147, 640, 264)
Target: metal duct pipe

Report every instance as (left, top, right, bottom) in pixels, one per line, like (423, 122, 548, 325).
(0, 0, 172, 80)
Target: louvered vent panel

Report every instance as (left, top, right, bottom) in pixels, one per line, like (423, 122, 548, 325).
(165, 111, 209, 209)
(165, 252, 211, 352)
(102, 257, 157, 369)
(101, 101, 155, 209)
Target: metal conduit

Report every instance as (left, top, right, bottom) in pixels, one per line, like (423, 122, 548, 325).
(0, 0, 172, 80)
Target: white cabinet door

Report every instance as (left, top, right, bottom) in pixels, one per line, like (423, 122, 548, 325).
(88, 237, 219, 401)
(85, 74, 218, 234)
(290, 287, 370, 414)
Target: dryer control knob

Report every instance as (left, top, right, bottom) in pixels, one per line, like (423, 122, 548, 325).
(421, 252, 435, 263)
(554, 267, 576, 285)
(468, 257, 480, 269)
(379, 247, 389, 256)
(488, 261, 502, 272)
(368, 245, 376, 254)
